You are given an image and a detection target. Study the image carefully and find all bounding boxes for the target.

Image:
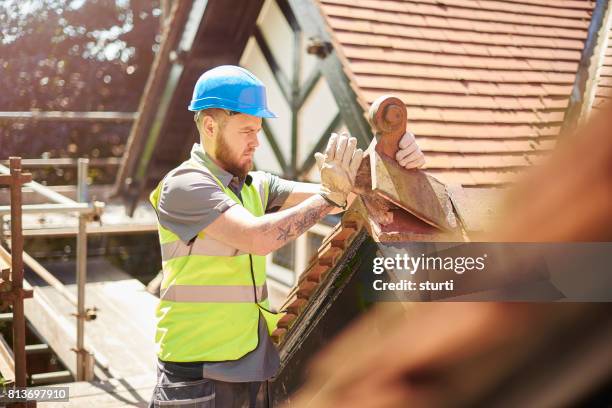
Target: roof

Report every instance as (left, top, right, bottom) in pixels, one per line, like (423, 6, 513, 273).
(270, 99, 612, 407)
(271, 176, 497, 345)
(317, 0, 595, 186)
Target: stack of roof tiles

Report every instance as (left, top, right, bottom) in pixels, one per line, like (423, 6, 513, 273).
(272, 216, 364, 344)
(318, 0, 595, 186)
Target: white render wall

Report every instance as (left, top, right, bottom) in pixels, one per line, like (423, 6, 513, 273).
(240, 0, 341, 181)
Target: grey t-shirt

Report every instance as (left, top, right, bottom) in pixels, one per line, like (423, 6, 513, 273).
(157, 145, 294, 243)
(156, 144, 296, 382)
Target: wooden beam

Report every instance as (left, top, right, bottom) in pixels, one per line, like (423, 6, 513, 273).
(0, 158, 121, 168)
(25, 344, 50, 355)
(21, 223, 157, 237)
(0, 334, 15, 383)
(296, 66, 321, 110)
(254, 27, 292, 103)
(0, 184, 114, 206)
(262, 119, 289, 175)
(0, 244, 11, 281)
(277, 0, 300, 32)
(0, 111, 136, 122)
(113, 0, 193, 200)
(290, 20, 301, 178)
(0, 174, 31, 186)
(30, 370, 72, 385)
(23, 281, 79, 377)
(0, 313, 13, 323)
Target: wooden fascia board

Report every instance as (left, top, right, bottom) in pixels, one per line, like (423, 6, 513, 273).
(561, 0, 611, 136)
(581, 3, 612, 122)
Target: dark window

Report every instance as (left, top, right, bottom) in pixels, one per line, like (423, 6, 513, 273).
(272, 241, 295, 270)
(306, 232, 324, 262)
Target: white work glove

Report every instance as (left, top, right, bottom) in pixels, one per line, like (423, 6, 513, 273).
(396, 131, 425, 169)
(315, 133, 363, 208)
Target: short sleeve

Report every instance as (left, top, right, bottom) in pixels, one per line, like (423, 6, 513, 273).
(262, 172, 296, 213)
(156, 167, 237, 242)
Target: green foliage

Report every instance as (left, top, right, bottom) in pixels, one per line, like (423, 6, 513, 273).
(0, 1, 161, 180)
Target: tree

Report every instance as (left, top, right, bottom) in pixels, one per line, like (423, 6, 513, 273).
(0, 0, 161, 183)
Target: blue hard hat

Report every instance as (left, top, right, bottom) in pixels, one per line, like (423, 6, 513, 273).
(188, 65, 277, 118)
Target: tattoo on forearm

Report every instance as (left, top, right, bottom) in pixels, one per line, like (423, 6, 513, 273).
(271, 198, 330, 244)
(294, 217, 309, 232)
(276, 225, 292, 241)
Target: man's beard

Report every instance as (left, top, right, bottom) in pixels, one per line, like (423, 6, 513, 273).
(214, 133, 252, 179)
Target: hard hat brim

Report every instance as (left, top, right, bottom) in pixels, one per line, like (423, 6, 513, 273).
(188, 100, 277, 118)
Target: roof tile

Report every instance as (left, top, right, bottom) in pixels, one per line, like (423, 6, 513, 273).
(284, 297, 308, 315)
(277, 313, 298, 330)
(329, 16, 583, 51)
(297, 281, 318, 299)
(271, 328, 286, 344)
(320, 0, 592, 185)
(423, 152, 547, 169)
(417, 137, 556, 154)
(324, 4, 588, 39)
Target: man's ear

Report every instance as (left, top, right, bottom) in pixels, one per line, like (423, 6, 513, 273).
(201, 115, 217, 140)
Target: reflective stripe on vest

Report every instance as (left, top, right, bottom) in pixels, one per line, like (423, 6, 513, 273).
(160, 235, 247, 260)
(160, 284, 268, 303)
(150, 158, 281, 362)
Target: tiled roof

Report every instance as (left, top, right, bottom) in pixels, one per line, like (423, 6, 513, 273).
(273, 216, 364, 344)
(272, 175, 491, 345)
(317, 0, 595, 186)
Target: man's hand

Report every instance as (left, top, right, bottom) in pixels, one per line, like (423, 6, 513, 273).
(396, 131, 425, 169)
(315, 133, 363, 208)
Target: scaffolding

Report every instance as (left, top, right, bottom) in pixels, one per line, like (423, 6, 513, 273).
(0, 158, 33, 407)
(0, 157, 104, 389)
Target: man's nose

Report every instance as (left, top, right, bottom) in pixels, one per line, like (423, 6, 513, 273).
(250, 132, 260, 148)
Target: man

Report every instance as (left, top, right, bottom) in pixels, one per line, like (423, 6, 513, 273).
(148, 65, 425, 407)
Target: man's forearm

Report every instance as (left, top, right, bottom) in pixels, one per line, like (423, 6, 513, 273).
(252, 194, 333, 255)
(281, 182, 355, 215)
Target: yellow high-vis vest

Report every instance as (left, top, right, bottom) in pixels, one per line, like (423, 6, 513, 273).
(150, 159, 281, 362)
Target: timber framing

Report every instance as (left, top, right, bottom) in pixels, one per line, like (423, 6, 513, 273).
(288, 0, 372, 148)
(253, 5, 339, 179)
